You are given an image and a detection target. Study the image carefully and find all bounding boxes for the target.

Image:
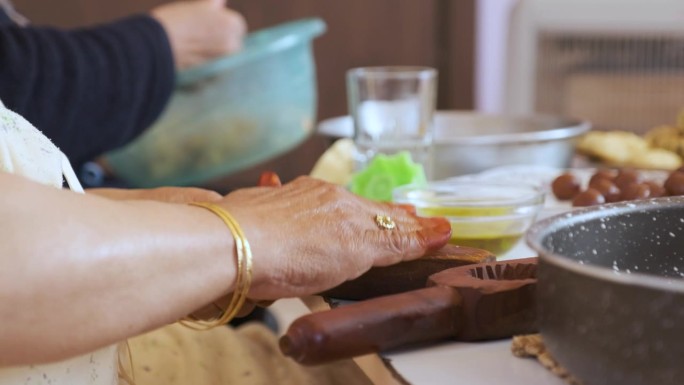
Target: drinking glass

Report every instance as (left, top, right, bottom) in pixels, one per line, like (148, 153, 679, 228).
(346, 66, 437, 177)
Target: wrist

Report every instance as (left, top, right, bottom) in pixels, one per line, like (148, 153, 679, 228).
(180, 202, 253, 329)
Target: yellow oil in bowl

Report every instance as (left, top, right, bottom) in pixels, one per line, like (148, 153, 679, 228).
(394, 182, 544, 257)
(447, 233, 523, 256)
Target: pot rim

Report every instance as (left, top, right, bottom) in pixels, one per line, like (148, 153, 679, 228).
(434, 111, 591, 145)
(316, 111, 591, 144)
(526, 196, 684, 293)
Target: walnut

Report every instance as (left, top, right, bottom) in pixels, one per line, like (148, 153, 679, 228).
(511, 334, 583, 385)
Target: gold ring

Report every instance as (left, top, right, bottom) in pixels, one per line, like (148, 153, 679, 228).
(375, 214, 396, 230)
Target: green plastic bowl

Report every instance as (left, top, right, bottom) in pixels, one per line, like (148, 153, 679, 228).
(104, 18, 326, 187)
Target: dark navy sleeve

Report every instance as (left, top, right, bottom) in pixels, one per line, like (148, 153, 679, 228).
(0, 15, 176, 168)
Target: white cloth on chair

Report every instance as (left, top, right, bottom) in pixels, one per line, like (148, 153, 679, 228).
(0, 100, 117, 385)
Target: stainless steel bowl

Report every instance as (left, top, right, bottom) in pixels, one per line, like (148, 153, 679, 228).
(316, 111, 590, 179)
(526, 197, 684, 385)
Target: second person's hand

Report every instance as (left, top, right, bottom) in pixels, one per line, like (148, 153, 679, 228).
(151, 0, 247, 70)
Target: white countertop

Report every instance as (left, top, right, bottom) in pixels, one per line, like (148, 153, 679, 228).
(386, 339, 565, 385)
(381, 237, 562, 385)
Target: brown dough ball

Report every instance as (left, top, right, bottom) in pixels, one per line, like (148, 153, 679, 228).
(621, 183, 652, 200)
(644, 181, 667, 198)
(572, 188, 606, 207)
(614, 169, 641, 190)
(591, 179, 622, 202)
(588, 169, 617, 187)
(664, 171, 684, 196)
(552, 173, 582, 200)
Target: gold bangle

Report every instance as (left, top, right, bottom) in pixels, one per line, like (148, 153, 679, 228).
(180, 202, 253, 330)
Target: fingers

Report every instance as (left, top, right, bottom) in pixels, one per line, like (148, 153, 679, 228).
(299, 178, 450, 259)
(393, 203, 416, 215)
(235, 299, 274, 317)
(188, 297, 257, 320)
(213, 9, 247, 53)
(151, 1, 247, 70)
(258, 171, 282, 187)
(416, 217, 452, 252)
(255, 299, 275, 308)
(383, 201, 451, 252)
(211, 296, 254, 319)
(367, 216, 451, 266)
(235, 301, 257, 318)
(218, 175, 453, 301)
(187, 301, 224, 320)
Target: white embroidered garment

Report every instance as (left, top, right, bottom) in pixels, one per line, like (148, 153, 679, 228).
(0, 100, 118, 384)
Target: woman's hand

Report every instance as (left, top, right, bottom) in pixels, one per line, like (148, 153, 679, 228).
(0, 172, 449, 364)
(151, 0, 247, 70)
(218, 176, 452, 300)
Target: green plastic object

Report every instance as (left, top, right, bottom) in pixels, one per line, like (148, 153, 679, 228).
(104, 18, 326, 187)
(349, 151, 427, 202)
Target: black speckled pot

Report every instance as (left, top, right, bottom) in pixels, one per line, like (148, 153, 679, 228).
(527, 197, 684, 385)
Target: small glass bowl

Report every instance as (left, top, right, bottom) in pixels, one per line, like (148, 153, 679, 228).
(393, 181, 545, 256)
